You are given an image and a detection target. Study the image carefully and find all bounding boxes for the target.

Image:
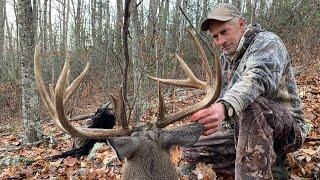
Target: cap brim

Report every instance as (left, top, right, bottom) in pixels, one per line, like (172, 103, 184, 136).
(200, 16, 234, 31)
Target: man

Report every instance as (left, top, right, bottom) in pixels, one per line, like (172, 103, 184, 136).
(183, 3, 310, 179)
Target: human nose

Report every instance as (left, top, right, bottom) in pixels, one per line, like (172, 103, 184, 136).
(216, 35, 226, 46)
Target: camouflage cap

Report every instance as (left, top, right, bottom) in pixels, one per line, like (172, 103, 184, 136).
(201, 3, 242, 31)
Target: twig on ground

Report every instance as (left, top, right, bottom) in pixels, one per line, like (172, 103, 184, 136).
(0, 134, 56, 153)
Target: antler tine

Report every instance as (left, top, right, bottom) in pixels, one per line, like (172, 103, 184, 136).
(149, 29, 222, 128)
(53, 51, 73, 131)
(54, 52, 131, 138)
(184, 29, 222, 104)
(34, 45, 57, 121)
(186, 28, 214, 84)
(34, 45, 70, 132)
(147, 53, 206, 90)
(63, 59, 90, 105)
(110, 86, 130, 131)
(157, 81, 165, 122)
(48, 84, 55, 102)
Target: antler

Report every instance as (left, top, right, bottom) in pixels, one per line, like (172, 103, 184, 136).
(34, 45, 131, 138)
(148, 29, 222, 128)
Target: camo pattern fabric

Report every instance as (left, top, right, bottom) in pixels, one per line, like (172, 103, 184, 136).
(218, 25, 310, 141)
(184, 97, 302, 179)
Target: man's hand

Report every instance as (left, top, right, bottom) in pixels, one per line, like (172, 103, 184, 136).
(191, 102, 226, 136)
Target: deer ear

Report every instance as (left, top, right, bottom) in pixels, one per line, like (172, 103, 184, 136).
(160, 123, 204, 149)
(108, 137, 139, 161)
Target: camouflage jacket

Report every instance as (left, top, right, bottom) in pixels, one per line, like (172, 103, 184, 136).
(218, 25, 309, 141)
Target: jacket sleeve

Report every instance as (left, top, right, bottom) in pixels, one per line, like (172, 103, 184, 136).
(220, 33, 289, 116)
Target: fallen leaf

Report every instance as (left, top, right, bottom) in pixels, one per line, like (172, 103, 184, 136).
(302, 148, 317, 156)
(170, 147, 182, 166)
(49, 159, 63, 167)
(193, 163, 217, 180)
(64, 157, 78, 167)
(12, 141, 21, 146)
(287, 153, 298, 168)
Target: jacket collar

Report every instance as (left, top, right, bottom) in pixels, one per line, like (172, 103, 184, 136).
(223, 24, 265, 63)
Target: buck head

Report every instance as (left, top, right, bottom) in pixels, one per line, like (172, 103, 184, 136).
(108, 123, 204, 180)
(34, 29, 221, 180)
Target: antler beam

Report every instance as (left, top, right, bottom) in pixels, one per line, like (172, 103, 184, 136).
(148, 29, 222, 128)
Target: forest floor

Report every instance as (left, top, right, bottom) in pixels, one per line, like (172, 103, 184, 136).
(0, 49, 319, 179)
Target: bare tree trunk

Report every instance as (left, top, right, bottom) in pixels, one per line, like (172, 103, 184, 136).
(16, 0, 43, 144)
(251, 0, 257, 24)
(168, 0, 182, 87)
(178, 0, 187, 51)
(146, 0, 159, 49)
(104, 0, 111, 88)
(131, 0, 145, 122)
(13, 0, 21, 79)
(96, 0, 105, 87)
(195, 0, 201, 27)
(91, 0, 96, 45)
(232, 0, 241, 10)
(74, 0, 82, 53)
(62, 0, 70, 49)
(201, 0, 208, 21)
(122, 0, 131, 106)
(43, 0, 48, 51)
(90, 0, 98, 77)
(245, 0, 252, 18)
(158, 0, 169, 77)
(97, 0, 103, 42)
(5, 3, 16, 80)
(139, 2, 144, 34)
(258, 0, 266, 18)
(200, 0, 209, 39)
(48, 0, 53, 50)
(48, 0, 56, 85)
(33, 0, 38, 35)
(0, 0, 4, 65)
(170, 0, 181, 52)
(4, 3, 18, 82)
(269, 0, 280, 20)
(115, 0, 123, 58)
(96, 0, 103, 52)
(175, 0, 188, 72)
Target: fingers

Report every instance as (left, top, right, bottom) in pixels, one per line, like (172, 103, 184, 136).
(198, 114, 219, 124)
(191, 106, 214, 122)
(194, 114, 221, 136)
(203, 127, 220, 136)
(190, 103, 225, 136)
(202, 120, 221, 136)
(204, 120, 220, 130)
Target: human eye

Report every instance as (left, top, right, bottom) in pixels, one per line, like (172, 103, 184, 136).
(221, 29, 227, 35)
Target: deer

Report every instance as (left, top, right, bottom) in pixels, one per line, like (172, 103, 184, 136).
(34, 29, 222, 180)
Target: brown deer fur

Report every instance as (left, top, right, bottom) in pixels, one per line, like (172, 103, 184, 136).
(109, 123, 204, 180)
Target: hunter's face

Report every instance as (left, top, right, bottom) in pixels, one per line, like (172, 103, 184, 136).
(209, 18, 245, 55)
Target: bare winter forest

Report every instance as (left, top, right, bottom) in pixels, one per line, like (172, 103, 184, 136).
(0, 0, 319, 179)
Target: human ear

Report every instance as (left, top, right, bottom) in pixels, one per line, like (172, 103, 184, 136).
(238, 18, 245, 31)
